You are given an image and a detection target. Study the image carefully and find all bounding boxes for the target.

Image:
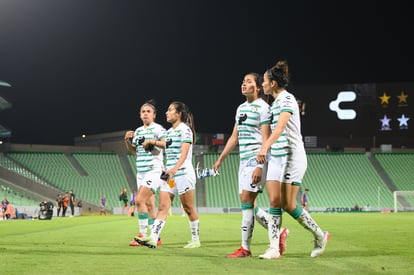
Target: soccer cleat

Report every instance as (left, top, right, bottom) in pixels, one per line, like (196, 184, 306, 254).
(279, 227, 289, 255)
(135, 235, 157, 249)
(129, 233, 143, 246)
(129, 240, 141, 247)
(183, 240, 200, 248)
(258, 248, 281, 259)
(310, 231, 330, 257)
(226, 247, 252, 258)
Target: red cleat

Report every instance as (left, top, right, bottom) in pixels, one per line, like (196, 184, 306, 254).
(226, 247, 252, 258)
(129, 240, 141, 246)
(130, 233, 162, 247)
(279, 227, 289, 255)
(129, 233, 143, 247)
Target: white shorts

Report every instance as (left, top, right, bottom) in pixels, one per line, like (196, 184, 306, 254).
(266, 155, 287, 182)
(282, 150, 307, 185)
(137, 171, 164, 193)
(160, 168, 196, 196)
(238, 158, 267, 194)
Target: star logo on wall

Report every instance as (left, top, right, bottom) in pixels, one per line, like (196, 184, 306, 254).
(379, 92, 391, 105)
(380, 115, 391, 131)
(397, 91, 408, 105)
(397, 114, 409, 129)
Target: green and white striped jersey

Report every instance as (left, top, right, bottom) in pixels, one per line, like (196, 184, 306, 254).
(132, 122, 166, 173)
(236, 98, 271, 161)
(164, 122, 193, 177)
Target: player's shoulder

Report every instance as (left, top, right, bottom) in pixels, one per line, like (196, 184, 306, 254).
(178, 122, 190, 131)
(280, 90, 296, 100)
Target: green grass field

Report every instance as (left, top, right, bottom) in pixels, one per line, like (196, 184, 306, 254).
(1, 212, 413, 274)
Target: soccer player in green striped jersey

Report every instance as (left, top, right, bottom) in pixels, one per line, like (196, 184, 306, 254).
(213, 72, 272, 258)
(257, 60, 329, 258)
(125, 100, 166, 247)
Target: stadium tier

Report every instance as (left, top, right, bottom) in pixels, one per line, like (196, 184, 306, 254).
(374, 153, 414, 191)
(304, 153, 394, 210)
(0, 184, 38, 207)
(200, 152, 395, 211)
(4, 152, 130, 210)
(374, 153, 414, 211)
(1, 151, 410, 212)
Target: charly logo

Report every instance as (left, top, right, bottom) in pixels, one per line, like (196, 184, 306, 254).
(329, 91, 357, 120)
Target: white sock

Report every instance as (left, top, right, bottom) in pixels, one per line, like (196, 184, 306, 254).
(151, 219, 166, 240)
(138, 218, 148, 235)
(255, 207, 269, 229)
(189, 219, 200, 241)
(297, 210, 324, 239)
(241, 208, 254, 251)
(268, 214, 281, 251)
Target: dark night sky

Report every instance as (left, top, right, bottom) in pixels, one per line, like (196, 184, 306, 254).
(0, 0, 413, 145)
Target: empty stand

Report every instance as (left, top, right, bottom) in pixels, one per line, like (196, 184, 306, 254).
(5, 151, 131, 210)
(3, 150, 410, 213)
(374, 153, 414, 191)
(304, 153, 394, 210)
(0, 184, 38, 207)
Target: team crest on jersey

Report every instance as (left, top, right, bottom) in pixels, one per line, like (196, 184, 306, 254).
(138, 136, 145, 145)
(238, 113, 247, 125)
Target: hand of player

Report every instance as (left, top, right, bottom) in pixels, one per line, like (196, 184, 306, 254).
(256, 150, 267, 164)
(251, 167, 262, 185)
(124, 131, 134, 141)
(212, 161, 220, 171)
